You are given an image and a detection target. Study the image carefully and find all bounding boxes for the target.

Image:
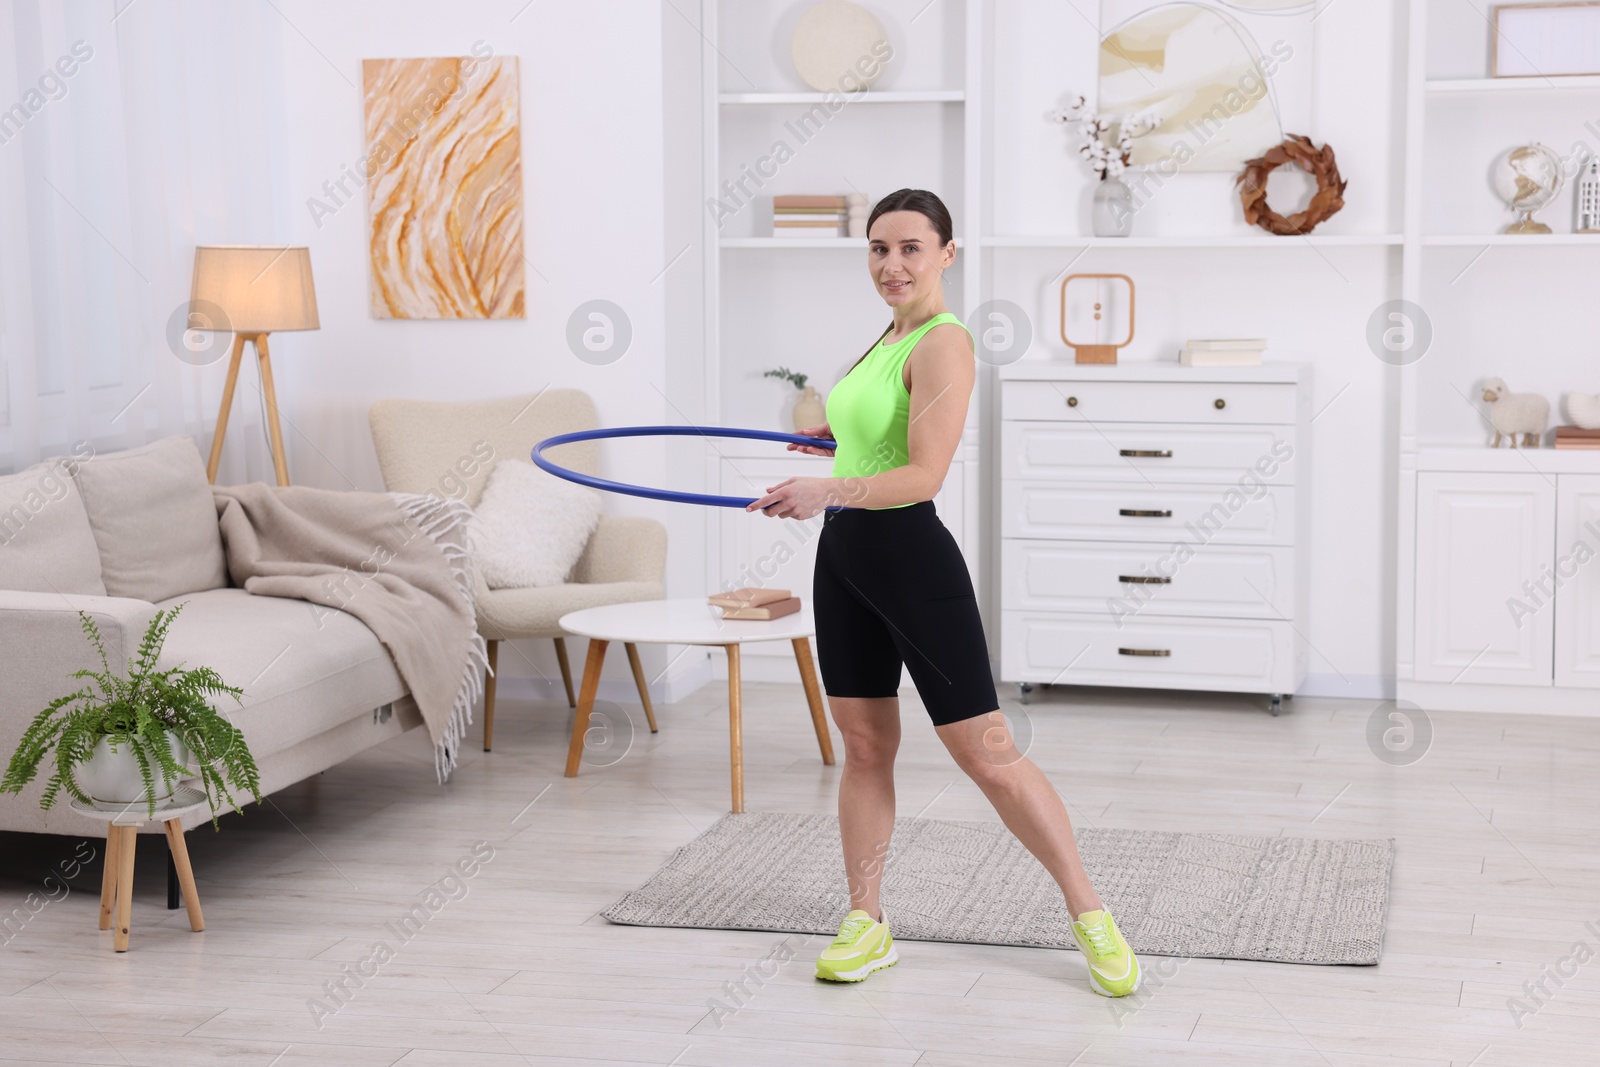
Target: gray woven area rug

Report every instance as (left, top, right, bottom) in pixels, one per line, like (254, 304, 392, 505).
(602, 812, 1394, 965)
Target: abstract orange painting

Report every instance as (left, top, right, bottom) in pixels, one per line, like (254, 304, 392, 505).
(362, 54, 524, 319)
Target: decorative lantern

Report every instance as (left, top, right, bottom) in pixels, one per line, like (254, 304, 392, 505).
(1579, 158, 1600, 234)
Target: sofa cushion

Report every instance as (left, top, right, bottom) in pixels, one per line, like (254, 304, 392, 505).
(75, 436, 228, 602)
(0, 456, 107, 595)
(154, 588, 406, 760)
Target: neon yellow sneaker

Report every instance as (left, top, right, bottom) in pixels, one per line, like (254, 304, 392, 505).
(815, 909, 898, 982)
(1070, 909, 1141, 997)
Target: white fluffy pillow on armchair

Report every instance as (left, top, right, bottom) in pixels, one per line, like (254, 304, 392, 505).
(469, 460, 602, 589)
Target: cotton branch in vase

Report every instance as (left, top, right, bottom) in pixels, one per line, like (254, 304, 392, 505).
(1049, 95, 1159, 180)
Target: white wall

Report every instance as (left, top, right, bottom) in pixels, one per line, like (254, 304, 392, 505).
(268, 0, 709, 701)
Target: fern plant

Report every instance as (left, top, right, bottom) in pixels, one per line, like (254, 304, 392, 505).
(0, 603, 260, 826)
(763, 366, 809, 390)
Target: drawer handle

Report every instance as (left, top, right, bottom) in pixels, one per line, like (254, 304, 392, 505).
(1214, 398, 1227, 410)
(1066, 396, 1079, 407)
(1118, 508, 1172, 518)
(1118, 575, 1171, 584)
(1119, 449, 1172, 458)
(1119, 648, 1171, 657)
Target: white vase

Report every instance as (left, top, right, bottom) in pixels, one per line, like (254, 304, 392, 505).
(792, 386, 826, 432)
(1092, 176, 1134, 237)
(75, 735, 190, 811)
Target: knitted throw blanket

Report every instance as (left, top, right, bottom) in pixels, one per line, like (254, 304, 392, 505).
(212, 484, 487, 781)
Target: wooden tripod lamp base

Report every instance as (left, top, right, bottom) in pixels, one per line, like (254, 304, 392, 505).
(205, 332, 291, 487)
(190, 245, 320, 488)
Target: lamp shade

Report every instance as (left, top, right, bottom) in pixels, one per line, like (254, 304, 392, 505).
(189, 246, 320, 333)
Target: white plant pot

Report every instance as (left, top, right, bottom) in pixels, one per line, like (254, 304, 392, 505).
(74, 735, 190, 811)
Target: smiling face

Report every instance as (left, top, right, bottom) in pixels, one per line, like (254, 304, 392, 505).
(867, 210, 955, 309)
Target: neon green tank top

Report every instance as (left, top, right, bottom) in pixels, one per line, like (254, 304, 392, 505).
(827, 312, 972, 508)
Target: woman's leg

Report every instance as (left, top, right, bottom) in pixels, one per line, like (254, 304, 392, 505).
(828, 694, 901, 921)
(935, 710, 1103, 918)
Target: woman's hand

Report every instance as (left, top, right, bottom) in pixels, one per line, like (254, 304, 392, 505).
(787, 422, 836, 457)
(746, 477, 839, 520)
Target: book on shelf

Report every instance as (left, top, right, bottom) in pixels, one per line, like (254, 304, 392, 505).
(1180, 339, 1266, 366)
(774, 195, 850, 209)
(771, 194, 864, 207)
(1186, 338, 1267, 351)
(1555, 426, 1600, 449)
(708, 587, 792, 609)
(719, 597, 801, 621)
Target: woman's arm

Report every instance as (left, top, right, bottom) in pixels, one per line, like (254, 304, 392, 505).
(747, 323, 974, 517)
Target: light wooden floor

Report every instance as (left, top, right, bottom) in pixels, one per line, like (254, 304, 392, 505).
(1, 677, 1596, 1066)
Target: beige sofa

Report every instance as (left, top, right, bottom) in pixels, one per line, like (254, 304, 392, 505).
(0, 436, 421, 838)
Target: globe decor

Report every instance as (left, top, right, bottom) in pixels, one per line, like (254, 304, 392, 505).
(1494, 143, 1564, 235)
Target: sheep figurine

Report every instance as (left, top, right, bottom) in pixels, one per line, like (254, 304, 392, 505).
(1481, 377, 1549, 448)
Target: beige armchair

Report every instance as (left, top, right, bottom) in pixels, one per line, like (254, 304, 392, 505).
(368, 390, 665, 750)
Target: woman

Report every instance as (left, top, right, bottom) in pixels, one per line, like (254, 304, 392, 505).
(746, 188, 1141, 998)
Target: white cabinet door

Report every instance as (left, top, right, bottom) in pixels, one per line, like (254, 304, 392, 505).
(1555, 474, 1600, 687)
(1414, 473, 1554, 684)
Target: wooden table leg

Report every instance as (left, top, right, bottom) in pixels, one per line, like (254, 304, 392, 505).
(163, 820, 204, 933)
(98, 823, 120, 931)
(483, 638, 499, 752)
(727, 644, 744, 814)
(625, 642, 659, 734)
(792, 637, 835, 766)
(113, 826, 136, 952)
(564, 639, 609, 777)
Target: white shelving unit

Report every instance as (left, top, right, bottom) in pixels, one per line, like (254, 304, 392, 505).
(719, 236, 968, 249)
(698, 0, 983, 681)
(1422, 233, 1600, 246)
(1395, 3, 1600, 716)
(982, 234, 1403, 248)
(1426, 75, 1600, 93)
(719, 90, 965, 104)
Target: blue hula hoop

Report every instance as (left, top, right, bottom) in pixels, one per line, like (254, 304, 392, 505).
(532, 425, 844, 510)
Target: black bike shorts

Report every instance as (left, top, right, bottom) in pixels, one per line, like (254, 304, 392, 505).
(812, 500, 999, 726)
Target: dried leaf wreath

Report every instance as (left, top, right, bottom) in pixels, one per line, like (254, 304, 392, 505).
(1236, 135, 1347, 236)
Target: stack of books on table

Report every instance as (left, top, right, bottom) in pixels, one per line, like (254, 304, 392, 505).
(1555, 426, 1600, 450)
(708, 587, 800, 620)
(773, 193, 867, 238)
(1180, 338, 1267, 366)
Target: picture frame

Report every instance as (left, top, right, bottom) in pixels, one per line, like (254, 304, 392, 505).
(1493, 2, 1600, 77)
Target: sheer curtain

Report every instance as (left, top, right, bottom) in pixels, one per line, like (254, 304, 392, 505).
(0, 0, 291, 479)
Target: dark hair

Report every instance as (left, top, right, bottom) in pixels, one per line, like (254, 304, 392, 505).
(866, 187, 954, 249)
(851, 188, 955, 370)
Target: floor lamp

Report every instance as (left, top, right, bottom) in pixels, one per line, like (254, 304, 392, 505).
(189, 246, 320, 486)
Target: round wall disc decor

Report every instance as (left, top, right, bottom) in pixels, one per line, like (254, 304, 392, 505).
(791, 0, 889, 93)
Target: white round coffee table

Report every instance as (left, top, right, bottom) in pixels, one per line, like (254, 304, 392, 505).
(558, 598, 835, 812)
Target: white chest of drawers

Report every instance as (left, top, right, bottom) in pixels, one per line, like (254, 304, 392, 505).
(997, 363, 1311, 712)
